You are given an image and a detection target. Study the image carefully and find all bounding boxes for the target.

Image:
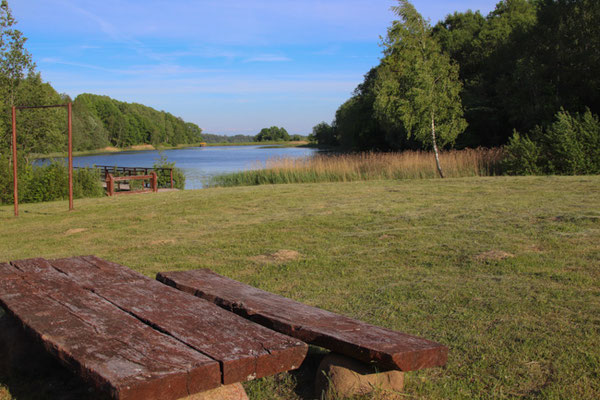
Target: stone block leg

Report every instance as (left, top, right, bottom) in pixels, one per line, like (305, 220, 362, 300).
(315, 353, 404, 399)
(180, 383, 249, 400)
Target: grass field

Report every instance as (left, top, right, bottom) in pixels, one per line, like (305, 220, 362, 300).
(0, 176, 599, 399)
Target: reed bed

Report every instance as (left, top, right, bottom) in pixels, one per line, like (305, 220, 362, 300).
(209, 148, 505, 187)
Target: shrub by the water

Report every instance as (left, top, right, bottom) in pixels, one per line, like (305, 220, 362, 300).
(0, 157, 103, 205)
(503, 109, 600, 175)
(153, 155, 185, 189)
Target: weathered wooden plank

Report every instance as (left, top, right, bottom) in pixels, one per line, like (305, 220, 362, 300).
(0, 260, 221, 400)
(48, 256, 147, 288)
(157, 269, 448, 371)
(50, 256, 308, 385)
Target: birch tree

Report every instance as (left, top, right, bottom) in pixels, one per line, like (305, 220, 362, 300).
(375, 0, 466, 178)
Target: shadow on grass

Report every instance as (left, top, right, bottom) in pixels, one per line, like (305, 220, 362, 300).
(288, 346, 329, 399)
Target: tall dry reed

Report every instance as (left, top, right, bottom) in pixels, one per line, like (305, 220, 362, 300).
(209, 148, 505, 187)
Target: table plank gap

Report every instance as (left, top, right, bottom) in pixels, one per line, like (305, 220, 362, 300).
(50, 256, 308, 385)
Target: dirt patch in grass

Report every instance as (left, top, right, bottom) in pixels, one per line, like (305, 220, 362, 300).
(523, 244, 544, 253)
(475, 250, 515, 262)
(251, 250, 301, 264)
(65, 228, 87, 236)
(150, 239, 176, 246)
(509, 361, 554, 397)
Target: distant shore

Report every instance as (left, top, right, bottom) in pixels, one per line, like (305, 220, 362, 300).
(33, 141, 316, 159)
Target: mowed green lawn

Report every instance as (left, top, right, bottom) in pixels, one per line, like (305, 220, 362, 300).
(1, 176, 599, 399)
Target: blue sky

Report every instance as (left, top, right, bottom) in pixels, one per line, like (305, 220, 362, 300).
(12, 1, 500, 135)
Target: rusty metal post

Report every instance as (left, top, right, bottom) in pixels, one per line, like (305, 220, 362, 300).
(106, 174, 114, 196)
(170, 168, 174, 189)
(151, 171, 158, 192)
(11, 106, 18, 217)
(68, 102, 73, 211)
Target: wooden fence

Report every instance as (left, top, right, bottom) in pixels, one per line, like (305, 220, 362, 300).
(105, 172, 158, 196)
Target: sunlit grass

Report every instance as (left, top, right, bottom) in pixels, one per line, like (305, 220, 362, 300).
(0, 176, 599, 399)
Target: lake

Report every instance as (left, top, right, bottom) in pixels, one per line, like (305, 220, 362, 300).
(70, 145, 318, 189)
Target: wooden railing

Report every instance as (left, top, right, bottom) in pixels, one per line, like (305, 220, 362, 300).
(106, 172, 158, 196)
(76, 165, 174, 189)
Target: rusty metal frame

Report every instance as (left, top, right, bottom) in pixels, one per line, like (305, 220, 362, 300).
(11, 103, 73, 217)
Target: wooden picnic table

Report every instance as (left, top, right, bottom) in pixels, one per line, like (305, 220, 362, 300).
(0, 256, 307, 400)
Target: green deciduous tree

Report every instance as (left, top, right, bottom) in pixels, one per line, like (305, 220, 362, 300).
(310, 122, 337, 146)
(254, 126, 290, 142)
(434, 1, 541, 147)
(0, 0, 36, 153)
(333, 67, 391, 150)
(12, 73, 65, 156)
(0, 0, 34, 106)
(375, 0, 467, 177)
(517, 0, 600, 125)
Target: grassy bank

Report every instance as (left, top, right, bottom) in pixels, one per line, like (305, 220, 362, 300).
(1, 176, 599, 399)
(210, 148, 504, 187)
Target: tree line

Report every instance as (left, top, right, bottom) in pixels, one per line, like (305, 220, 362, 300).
(1, 87, 204, 155)
(71, 93, 203, 151)
(202, 133, 255, 144)
(313, 0, 600, 168)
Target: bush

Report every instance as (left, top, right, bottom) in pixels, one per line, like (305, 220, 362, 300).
(503, 109, 600, 175)
(153, 154, 185, 189)
(23, 162, 69, 203)
(0, 152, 32, 204)
(73, 167, 105, 198)
(0, 158, 103, 205)
(502, 131, 542, 175)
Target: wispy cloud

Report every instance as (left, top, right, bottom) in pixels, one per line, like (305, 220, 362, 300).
(312, 46, 341, 56)
(243, 54, 292, 63)
(40, 57, 223, 76)
(57, 0, 124, 42)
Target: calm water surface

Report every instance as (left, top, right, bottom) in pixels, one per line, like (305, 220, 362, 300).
(71, 145, 318, 189)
